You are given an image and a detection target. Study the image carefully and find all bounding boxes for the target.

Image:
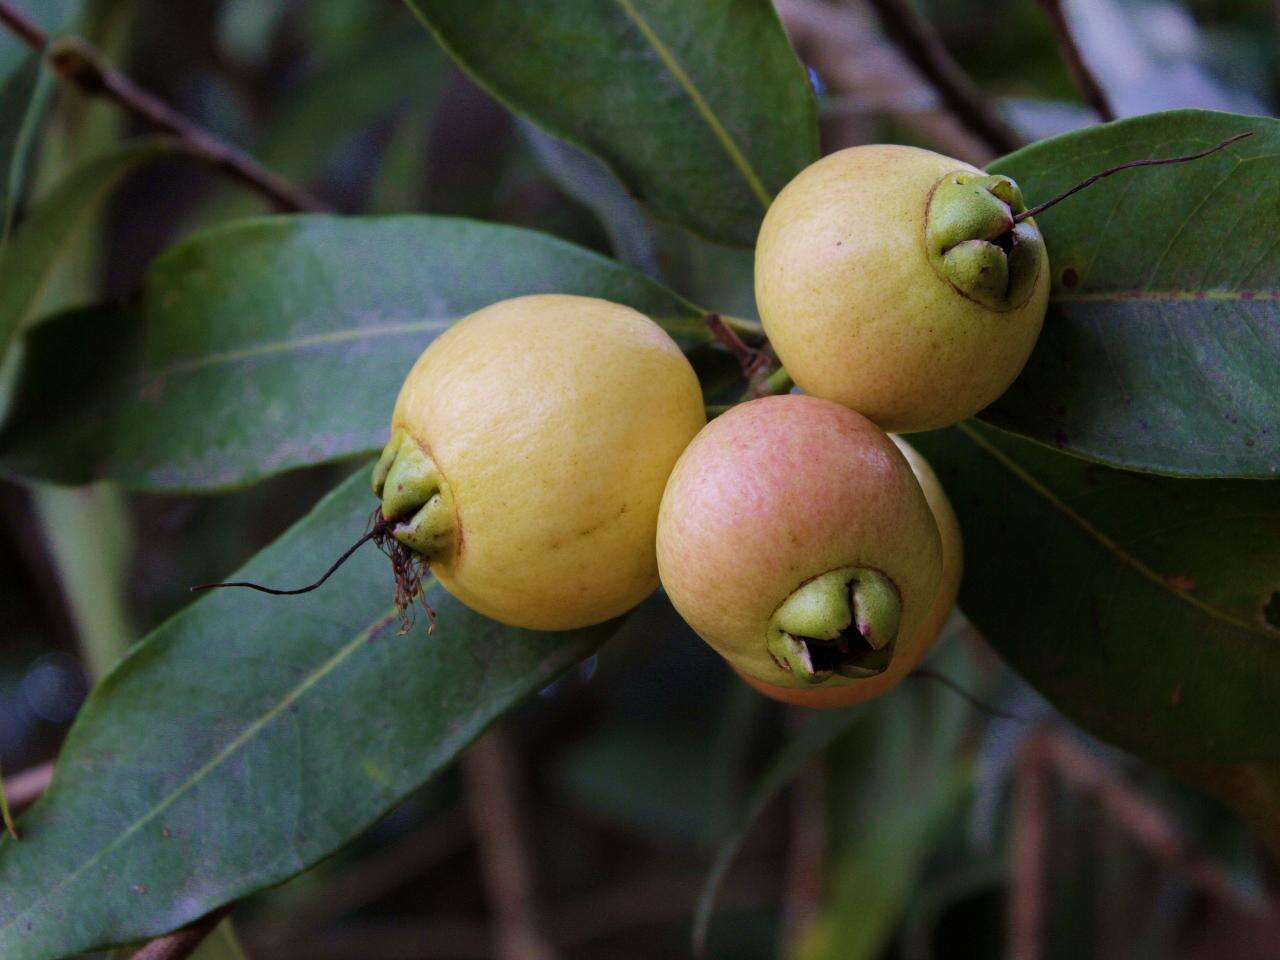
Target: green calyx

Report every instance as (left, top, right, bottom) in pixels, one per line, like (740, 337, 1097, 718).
(765, 567, 902, 684)
(925, 171, 1045, 311)
(372, 428, 454, 556)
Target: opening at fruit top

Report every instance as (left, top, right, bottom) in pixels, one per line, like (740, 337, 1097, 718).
(924, 171, 1044, 311)
(765, 566, 902, 684)
(373, 428, 455, 558)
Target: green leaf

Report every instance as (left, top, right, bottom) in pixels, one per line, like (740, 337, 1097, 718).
(0, 1, 86, 223)
(793, 638, 977, 960)
(0, 465, 615, 959)
(911, 420, 1280, 763)
(29, 483, 134, 679)
(985, 110, 1279, 479)
(0, 138, 179, 361)
(693, 706, 868, 956)
(521, 121, 659, 276)
(370, 107, 432, 214)
(556, 718, 721, 844)
(1, 59, 50, 238)
(403, 0, 819, 247)
(0, 214, 709, 491)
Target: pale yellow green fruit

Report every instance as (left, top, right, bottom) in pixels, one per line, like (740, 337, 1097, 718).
(374, 294, 705, 631)
(755, 144, 1049, 433)
(656, 394, 942, 690)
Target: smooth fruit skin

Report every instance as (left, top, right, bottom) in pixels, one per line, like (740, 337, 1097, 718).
(754, 144, 1049, 433)
(656, 394, 942, 689)
(388, 294, 705, 631)
(736, 435, 963, 708)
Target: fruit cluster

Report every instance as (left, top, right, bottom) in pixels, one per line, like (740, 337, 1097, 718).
(373, 145, 1047, 709)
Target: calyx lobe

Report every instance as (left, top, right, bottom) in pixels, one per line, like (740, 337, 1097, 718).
(372, 429, 454, 556)
(925, 172, 1044, 310)
(765, 567, 902, 684)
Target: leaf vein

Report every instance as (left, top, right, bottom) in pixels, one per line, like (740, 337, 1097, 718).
(610, 0, 772, 209)
(0, 606, 399, 947)
(956, 422, 1268, 636)
(145, 318, 453, 380)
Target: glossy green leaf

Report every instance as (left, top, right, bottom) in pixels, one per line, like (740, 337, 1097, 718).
(371, 108, 432, 214)
(520, 121, 659, 277)
(693, 706, 868, 955)
(794, 638, 977, 960)
(0, 1, 85, 223)
(403, 0, 819, 247)
(0, 214, 709, 491)
(984, 110, 1279, 478)
(261, 29, 445, 189)
(0, 466, 615, 959)
(0, 138, 178, 361)
(1, 59, 49, 237)
(911, 420, 1280, 763)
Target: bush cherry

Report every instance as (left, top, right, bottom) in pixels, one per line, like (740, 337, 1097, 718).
(754, 144, 1049, 433)
(373, 294, 705, 630)
(735, 435, 963, 708)
(656, 395, 943, 695)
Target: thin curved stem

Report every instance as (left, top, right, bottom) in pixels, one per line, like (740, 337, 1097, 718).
(908, 667, 1024, 721)
(191, 519, 391, 597)
(1014, 132, 1252, 223)
(0, 0, 325, 213)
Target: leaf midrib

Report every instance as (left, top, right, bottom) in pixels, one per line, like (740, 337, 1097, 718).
(957, 421, 1270, 637)
(0, 604, 400, 948)
(610, 0, 772, 210)
(1053, 289, 1279, 303)
(140, 306, 713, 385)
(144, 318, 454, 380)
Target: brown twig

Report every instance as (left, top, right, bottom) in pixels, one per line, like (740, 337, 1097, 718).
(1034, 0, 1116, 121)
(705, 313, 772, 382)
(909, 667, 1024, 721)
(463, 728, 558, 960)
(1008, 732, 1049, 960)
(263, 868, 779, 960)
(252, 809, 471, 949)
(1014, 132, 1252, 223)
(553, 867, 776, 950)
(129, 906, 234, 960)
(250, 921, 492, 960)
(776, 0, 992, 164)
(0, 0, 325, 213)
(1043, 734, 1274, 919)
(860, 0, 1023, 155)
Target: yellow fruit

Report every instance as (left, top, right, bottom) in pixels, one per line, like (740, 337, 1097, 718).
(656, 394, 942, 690)
(374, 294, 705, 631)
(735, 435, 962, 708)
(755, 144, 1049, 433)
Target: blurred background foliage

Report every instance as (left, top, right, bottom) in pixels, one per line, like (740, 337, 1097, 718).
(1, 0, 1277, 957)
